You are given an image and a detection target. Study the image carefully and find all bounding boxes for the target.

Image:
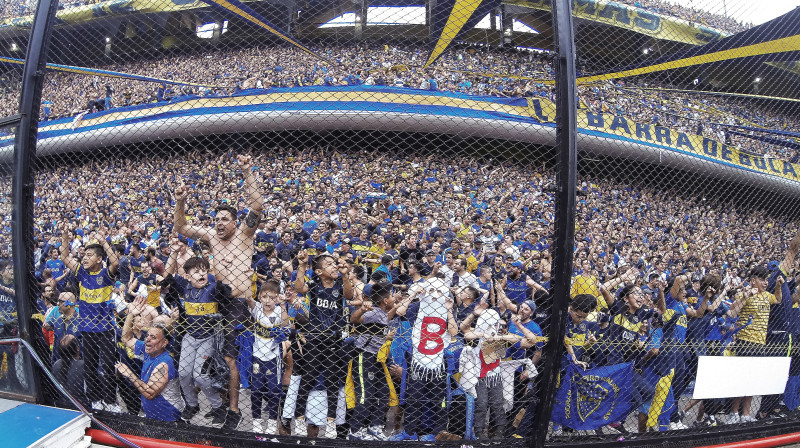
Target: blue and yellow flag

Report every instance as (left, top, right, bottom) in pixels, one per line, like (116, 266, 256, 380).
(199, 0, 329, 64)
(425, 0, 502, 68)
(552, 362, 635, 430)
(784, 375, 800, 412)
(0, 55, 217, 87)
(576, 7, 800, 84)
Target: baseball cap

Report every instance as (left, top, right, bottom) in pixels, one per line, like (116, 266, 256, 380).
(511, 261, 524, 269)
(767, 260, 780, 271)
(521, 299, 536, 314)
(381, 254, 394, 265)
(342, 237, 351, 245)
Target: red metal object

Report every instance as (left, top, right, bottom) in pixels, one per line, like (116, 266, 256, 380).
(86, 429, 222, 448)
(700, 431, 800, 448)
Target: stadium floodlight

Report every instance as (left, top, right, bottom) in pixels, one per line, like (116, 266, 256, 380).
(10, 43, 17, 51)
(755, 77, 762, 83)
(105, 37, 111, 43)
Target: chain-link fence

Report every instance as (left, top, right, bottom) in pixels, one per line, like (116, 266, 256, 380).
(1, 0, 799, 446)
(556, 0, 800, 444)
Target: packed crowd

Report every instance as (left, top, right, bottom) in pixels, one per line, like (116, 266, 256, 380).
(0, 0, 35, 19)
(0, 0, 100, 18)
(582, 82, 800, 163)
(11, 142, 799, 440)
(1, 43, 795, 162)
(622, 0, 752, 34)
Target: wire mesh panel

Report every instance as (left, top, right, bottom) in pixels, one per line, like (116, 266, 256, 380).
(551, 0, 800, 444)
(0, 125, 30, 398)
(0, 0, 38, 398)
(13, 0, 562, 444)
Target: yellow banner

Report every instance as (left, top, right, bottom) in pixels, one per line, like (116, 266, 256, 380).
(507, 0, 728, 45)
(525, 96, 800, 182)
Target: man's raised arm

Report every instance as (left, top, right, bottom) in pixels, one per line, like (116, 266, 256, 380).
(780, 228, 800, 275)
(59, 225, 79, 272)
(173, 183, 213, 243)
(237, 154, 263, 237)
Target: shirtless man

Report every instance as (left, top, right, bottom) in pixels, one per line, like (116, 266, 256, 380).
(172, 234, 194, 277)
(173, 154, 263, 431)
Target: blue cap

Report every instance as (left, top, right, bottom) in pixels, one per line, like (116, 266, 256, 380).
(767, 260, 780, 271)
(511, 261, 524, 269)
(522, 300, 536, 314)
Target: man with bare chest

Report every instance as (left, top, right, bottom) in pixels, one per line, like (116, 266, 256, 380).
(173, 154, 263, 430)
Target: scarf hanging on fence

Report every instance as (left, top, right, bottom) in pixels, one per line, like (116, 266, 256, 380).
(410, 281, 452, 380)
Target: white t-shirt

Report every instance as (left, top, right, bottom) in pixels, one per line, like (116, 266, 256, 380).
(252, 305, 283, 362)
(454, 271, 479, 292)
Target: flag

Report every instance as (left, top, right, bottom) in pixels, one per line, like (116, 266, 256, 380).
(784, 375, 800, 411)
(645, 368, 676, 431)
(575, 7, 800, 84)
(425, 0, 502, 68)
(199, 0, 329, 64)
(551, 362, 635, 430)
(0, 55, 217, 87)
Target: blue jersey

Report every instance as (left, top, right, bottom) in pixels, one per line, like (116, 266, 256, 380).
(301, 277, 348, 336)
(686, 293, 712, 341)
(508, 320, 542, 361)
(45, 259, 67, 287)
(564, 316, 595, 364)
(587, 322, 617, 367)
(505, 274, 531, 304)
(174, 274, 219, 339)
(45, 308, 81, 362)
(76, 266, 116, 332)
(0, 279, 15, 323)
(767, 268, 792, 334)
(663, 292, 688, 344)
(135, 341, 182, 422)
(608, 299, 656, 362)
(129, 254, 145, 276)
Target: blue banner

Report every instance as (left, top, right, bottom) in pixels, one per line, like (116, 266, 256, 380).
(0, 55, 217, 87)
(552, 362, 635, 430)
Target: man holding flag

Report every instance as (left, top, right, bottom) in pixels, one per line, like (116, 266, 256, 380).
(391, 275, 458, 441)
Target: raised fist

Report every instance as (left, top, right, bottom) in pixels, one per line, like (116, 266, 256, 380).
(173, 183, 189, 202)
(237, 154, 254, 172)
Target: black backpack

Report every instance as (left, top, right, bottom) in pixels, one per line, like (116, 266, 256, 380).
(200, 317, 229, 391)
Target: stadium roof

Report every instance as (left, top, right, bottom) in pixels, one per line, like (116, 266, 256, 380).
(0, 0, 797, 101)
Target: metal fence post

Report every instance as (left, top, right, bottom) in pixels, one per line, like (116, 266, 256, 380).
(530, 0, 578, 446)
(11, 0, 60, 402)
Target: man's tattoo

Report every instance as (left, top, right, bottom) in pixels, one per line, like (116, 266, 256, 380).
(245, 210, 259, 229)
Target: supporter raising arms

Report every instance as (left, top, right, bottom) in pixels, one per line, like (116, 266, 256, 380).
(172, 153, 263, 430)
(59, 224, 120, 413)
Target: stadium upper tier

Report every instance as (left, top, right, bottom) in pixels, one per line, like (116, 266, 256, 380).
(0, 43, 796, 166)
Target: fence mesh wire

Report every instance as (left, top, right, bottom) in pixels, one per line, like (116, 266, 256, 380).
(0, 0, 798, 446)
(557, 0, 800, 443)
